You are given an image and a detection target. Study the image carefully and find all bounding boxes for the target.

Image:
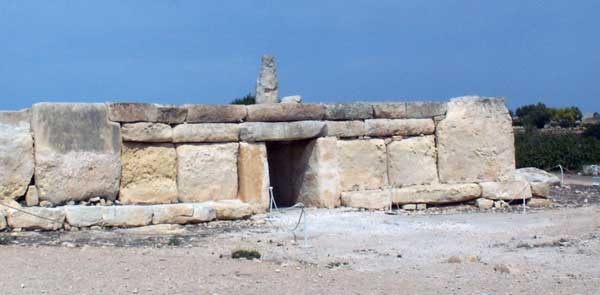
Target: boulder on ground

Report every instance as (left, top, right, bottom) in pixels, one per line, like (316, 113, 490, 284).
(392, 183, 481, 205)
(475, 198, 494, 209)
(240, 121, 326, 142)
(173, 123, 240, 143)
(208, 200, 253, 220)
(246, 104, 325, 122)
(6, 207, 66, 230)
(185, 104, 247, 123)
(480, 181, 532, 200)
(387, 136, 438, 186)
(177, 143, 239, 202)
(120, 143, 178, 204)
(324, 103, 373, 120)
(365, 119, 435, 137)
(238, 143, 270, 213)
(341, 189, 391, 210)
(121, 122, 173, 142)
(436, 96, 515, 183)
(32, 103, 121, 204)
(337, 139, 388, 191)
(64, 206, 102, 227)
(325, 121, 366, 138)
(101, 206, 153, 227)
(515, 167, 560, 197)
(0, 109, 34, 200)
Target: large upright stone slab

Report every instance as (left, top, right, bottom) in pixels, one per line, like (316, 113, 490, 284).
(0, 109, 34, 199)
(297, 137, 342, 208)
(246, 104, 325, 122)
(437, 96, 515, 183)
(177, 143, 239, 202)
(32, 103, 121, 204)
(240, 121, 326, 142)
(120, 143, 178, 204)
(238, 142, 270, 213)
(387, 136, 438, 187)
(255, 55, 279, 104)
(185, 104, 247, 123)
(365, 119, 435, 137)
(337, 139, 388, 191)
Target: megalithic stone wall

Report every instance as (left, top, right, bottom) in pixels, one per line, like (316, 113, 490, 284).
(0, 96, 524, 231)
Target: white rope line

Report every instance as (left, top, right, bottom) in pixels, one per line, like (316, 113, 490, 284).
(0, 200, 62, 223)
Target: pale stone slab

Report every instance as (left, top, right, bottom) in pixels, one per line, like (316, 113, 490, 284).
(281, 95, 302, 104)
(325, 121, 366, 138)
(0, 212, 6, 230)
(108, 103, 158, 122)
(341, 189, 391, 210)
(207, 200, 253, 220)
(324, 103, 373, 120)
(32, 103, 121, 204)
(173, 123, 240, 143)
(437, 96, 515, 183)
(185, 104, 247, 123)
(25, 185, 39, 206)
(515, 167, 560, 197)
(155, 105, 187, 124)
(480, 181, 532, 201)
(392, 183, 481, 205)
(64, 206, 102, 227)
(246, 104, 325, 122)
(0, 109, 34, 199)
(177, 143, 239, 202)
(101, 206, 153, 227)
(151, 203, 216, 224)
(387, 136, 438, 186)
(365, 119, 435, 137)
(6, 207, 66, 230)
(405, 101, 448, 118)
(121, 122, 173, 142)
(240, 121, 326, 142)
(337, 139, 388, 191)
(255, 55, 279, 104)
(120, 143, 178, 204)
(475, 198, 494, 209)
(373, 103, 407, 119)
(238, 142, 270, 213)
(297, 137, 341, 208)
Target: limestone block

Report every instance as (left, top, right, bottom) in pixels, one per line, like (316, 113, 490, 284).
(341, 190, 391, 210)
(246, 104, 325, 122)
(240, 121, 326, 142)
(208, 200, 253, 220)
(480, 181, 532, 201)
(475, 198, 494, 209)
(325, 121, 366, 138)
(387, 136, 438, 186)
(101, 206, 153, 227)
(281, 95, 302, 104)
(177, 143, 239, 202)
(515, 168, 560, 197)
(7, 207, 66, 230)
(25, 185, 39, 206)
(337, 139, 388, 191)
(120, 143, 178, 204)
(151, 203, 216, 224)
(121, 122, 173, 142)
(373, 103, 407, 119)
(64, 206, 102, 227)
(156, 105, 187, 124)
(0, 109, 34, 199)
(185, 104, 247, 123)
(108, 103, 158, 122)
(255, 55, 279, 104)
(32, 103, 121, 204)
(405, 101, 447, 118)
(392, 183, 481, 205)
(437, 96, 515, 183)
(173, 123, 240, 143)
(365, 119, 435, 137)
(528, 197, 553, 207)
(297, 137, 341, 208)
(238, 142, 270, 213)
(323, 103, 373, 120)
(0, 211, 6, 230)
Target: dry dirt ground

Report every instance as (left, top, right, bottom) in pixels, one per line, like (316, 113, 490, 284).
(1, 187, 599, 295)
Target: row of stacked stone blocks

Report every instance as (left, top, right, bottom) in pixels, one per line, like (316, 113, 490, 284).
(0, 96, 528, 218)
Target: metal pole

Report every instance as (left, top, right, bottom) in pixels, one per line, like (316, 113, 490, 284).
(303, 207, 308, 248)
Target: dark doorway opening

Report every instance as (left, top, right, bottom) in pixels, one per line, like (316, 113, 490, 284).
(265, 140, 312, 207)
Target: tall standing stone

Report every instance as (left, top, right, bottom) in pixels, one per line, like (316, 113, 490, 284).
(255, 55, 279, 104)
(0, 109, 34, 199)
(32, 103, 121, 204)
(237, 142, 270, 212)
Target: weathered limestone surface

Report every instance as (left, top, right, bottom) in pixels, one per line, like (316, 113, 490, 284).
(121, 122, 173, 142)
(341, 189, 391, 210)
(437, 96, 515, 183)
(515, 167, 560, 197)
(238, 142, 270, 213)
(173, 123, 240, 143)
(151, 203, 216, 224)
(25, 185, 39, 206)
(392, 183, 481, 205)
(405, 101, 447, 118)
(102, 206, 153, 227)
(255, 55, 279, 104)
(65, 206, 102, 227)
(108, 103, 158, 122)
(120, 143, 178, 204)
(365, 119, 435, 137)
(240, 121, 326, 142)
(337, 139, 388, 191)
(281, 95, 302, 104)
(480, 181, 532, 201)
(475, 198, 495, 209)
(387, 136, 438, 186)
(0, 109, 34, 199)
(208, 200, 253, 220)
(7, 207, 66, 230)
(324, 103, 373, 120)
(156, 105, 187, 124)
(0, 211, 6, 230)
(185, 104, 247, 123)
(325, 121, 366, 138)
(373, 103, 407, 119)
(177, 143, 239, 202)
(32, 103, 121, 204)
(297, 137, 341, 208)
(246, 104, 325, 122)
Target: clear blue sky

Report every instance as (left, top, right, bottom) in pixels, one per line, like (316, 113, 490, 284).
(1, 1, 599, 112)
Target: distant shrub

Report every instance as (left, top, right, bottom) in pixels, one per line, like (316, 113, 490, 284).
(515, 132, 600, 170)
(583, 124, 600, 140)
(231, 93, 255, 105)
(515, 103, 552, 129)
(550, 107, 582, 128)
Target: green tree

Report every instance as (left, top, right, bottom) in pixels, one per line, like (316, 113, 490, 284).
(515, 103, 552, 129)
(550, 107, 582, 128)
(230, 93, 255, 105)
(583, 124, 600, 140)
